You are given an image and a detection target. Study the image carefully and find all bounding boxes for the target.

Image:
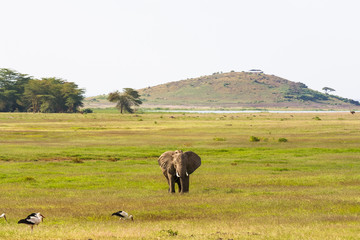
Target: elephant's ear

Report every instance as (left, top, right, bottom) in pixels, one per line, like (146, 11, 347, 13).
(184, 151, 201, 174)
(158, 151, 174, 169)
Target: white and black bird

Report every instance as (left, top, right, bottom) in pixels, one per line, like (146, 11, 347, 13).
(0, 213, 7, 222)
(112, 211, 133, 221)
(18, 213, 45, 232)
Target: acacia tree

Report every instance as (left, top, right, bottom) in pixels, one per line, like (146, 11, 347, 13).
(0, 68, 31, 112)
(322, 87, 335, 94)
(62, 82, 85, 112)
(23, 78, 84, 113)
(1, 68, 85, 113)
(108, 88, 142, 113)
(23, 80, 45, 112)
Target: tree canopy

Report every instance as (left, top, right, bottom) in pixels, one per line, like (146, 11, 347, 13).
(0, 68, 84, 113)
(322, 87, 336, 94)
(108, 88, 142, 113)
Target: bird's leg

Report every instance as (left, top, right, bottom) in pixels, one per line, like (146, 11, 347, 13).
(31, 225, 33, 233)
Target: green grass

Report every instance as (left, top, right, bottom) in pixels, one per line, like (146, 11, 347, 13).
(1, 112, 360, 239)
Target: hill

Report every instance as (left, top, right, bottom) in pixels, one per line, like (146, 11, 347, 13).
(84, 71, 360, 110)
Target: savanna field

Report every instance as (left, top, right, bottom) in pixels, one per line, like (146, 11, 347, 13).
(1, 111, 360, 239)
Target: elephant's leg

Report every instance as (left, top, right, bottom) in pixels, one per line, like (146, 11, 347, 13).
(168, 173, 176, 193)
(164, 174, 170, 192)
(180, 175, 190, 193)
(175, 177, 181, 193)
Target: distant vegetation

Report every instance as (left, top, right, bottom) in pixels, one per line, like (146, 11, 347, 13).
(3, 69, 359, 112)
(0, 68, 84, 113)
(107, 88, 142, 113)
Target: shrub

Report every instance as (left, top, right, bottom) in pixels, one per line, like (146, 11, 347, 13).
(278, 137, 288, 142)
(82, 108, 93, 113)
(250, 136, 260, 142)
(312, 116, 321, 121)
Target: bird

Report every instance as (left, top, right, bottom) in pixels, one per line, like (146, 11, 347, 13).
(0, 213, 7, 222)
(112, 211, 133, 221)
(18, 213, 45, 232)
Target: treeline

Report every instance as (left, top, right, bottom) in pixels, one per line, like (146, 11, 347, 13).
(0, 68, 85, 112)
(285, 83, 360, 105)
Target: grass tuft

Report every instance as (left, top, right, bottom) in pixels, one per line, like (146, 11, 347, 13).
(213, 137, 226, 141)
(23, 176, 36, 182)
(160, 229, 178, 236)
(72, 159, 84, 163)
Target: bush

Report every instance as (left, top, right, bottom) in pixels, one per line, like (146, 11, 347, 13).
(250, 136, 260, 142)
(278, 138, 288, 142)
(82, 108, 93, 113)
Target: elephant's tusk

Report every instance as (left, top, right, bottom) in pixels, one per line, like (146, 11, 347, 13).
(186, 172, 189, 176)
(176, 172, 180, 177)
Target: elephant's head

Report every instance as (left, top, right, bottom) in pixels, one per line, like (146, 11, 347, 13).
(158, 150, 201, 193)
(173, 150, 200, 178)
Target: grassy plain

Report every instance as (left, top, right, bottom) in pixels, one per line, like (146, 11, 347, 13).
(1, 112, 360, 239)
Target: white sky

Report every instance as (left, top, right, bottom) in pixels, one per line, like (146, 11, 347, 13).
(1, 0, 360, 99)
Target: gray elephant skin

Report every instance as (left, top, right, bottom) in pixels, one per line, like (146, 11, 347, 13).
(158, 150, 201, 193)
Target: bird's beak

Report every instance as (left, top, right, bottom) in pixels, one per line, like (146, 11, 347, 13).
(41, 215, 45, 221)
(4, 216, 7, 222)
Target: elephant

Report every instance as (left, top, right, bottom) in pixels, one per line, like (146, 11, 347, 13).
(158, 150, 201, 193)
